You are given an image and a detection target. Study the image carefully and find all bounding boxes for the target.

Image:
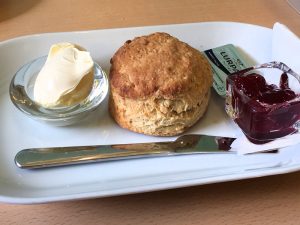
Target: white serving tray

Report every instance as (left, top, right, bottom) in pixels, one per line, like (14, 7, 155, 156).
(1, 22, 300, 204)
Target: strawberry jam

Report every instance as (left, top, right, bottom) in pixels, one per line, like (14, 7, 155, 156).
(226, 68, 300, 144)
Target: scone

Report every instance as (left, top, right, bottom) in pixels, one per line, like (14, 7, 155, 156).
(109, 32, 212, 136)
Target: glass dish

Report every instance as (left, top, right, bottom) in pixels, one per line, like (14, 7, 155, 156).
(226, 61, 300, 144)
(9, 56, 109, 126)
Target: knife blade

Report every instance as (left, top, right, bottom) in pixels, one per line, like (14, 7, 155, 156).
(15, 134, 236, 169)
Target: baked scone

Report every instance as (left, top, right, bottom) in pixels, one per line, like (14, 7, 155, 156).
(109, 32, 212, 136)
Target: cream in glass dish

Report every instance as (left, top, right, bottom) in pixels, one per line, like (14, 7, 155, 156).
(34, 43, 95, 108)
(9, 42, 109, 126)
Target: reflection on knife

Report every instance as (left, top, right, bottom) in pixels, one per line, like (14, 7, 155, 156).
(15, 134, 237, 169)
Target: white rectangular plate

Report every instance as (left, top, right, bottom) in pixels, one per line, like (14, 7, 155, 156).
(1, 22, 300, 204)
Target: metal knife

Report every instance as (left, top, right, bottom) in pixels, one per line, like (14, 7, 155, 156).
(15, 134, 236, 169)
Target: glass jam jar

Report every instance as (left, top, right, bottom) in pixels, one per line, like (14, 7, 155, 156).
(225, 61, 300, 144)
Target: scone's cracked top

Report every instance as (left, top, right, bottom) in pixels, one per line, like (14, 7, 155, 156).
(109, 32, 212, 99)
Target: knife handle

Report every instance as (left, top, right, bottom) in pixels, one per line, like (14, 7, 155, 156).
(14, 144, 173, 169)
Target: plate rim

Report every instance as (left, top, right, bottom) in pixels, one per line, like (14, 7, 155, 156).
(0, 21, 271, 45)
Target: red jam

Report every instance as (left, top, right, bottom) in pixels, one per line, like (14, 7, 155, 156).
(226, 71, 300, 144)
(217, 137, 236, 150)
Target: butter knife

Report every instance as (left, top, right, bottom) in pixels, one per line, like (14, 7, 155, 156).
(15, 134, 236, 169)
